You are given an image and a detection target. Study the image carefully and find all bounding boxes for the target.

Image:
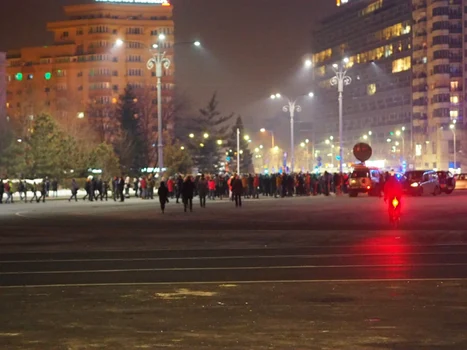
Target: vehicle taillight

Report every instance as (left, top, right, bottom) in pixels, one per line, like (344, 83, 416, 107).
(392, 198, 399, 208)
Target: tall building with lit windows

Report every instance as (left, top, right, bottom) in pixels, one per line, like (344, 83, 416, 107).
(5, 0, 174, 121)
(0, 52, 6, 122)
(311, 0, 413, 169)
(412, 0, 463, 170)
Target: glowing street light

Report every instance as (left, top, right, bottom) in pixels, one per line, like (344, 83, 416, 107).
(300, 142, 306, 148)
(304, 59, 312, 68)
(194, 41, 201, 47)
(189, 133, 194, 138)
(243, 135, 250, 141)
(330, 58, 352, 173)
(203, 133, 209, 139)
(180, 146, 185, 150)
(115, 38, 124, 46)
(270, 92, 314, 171)
(217, 139, 223, 145)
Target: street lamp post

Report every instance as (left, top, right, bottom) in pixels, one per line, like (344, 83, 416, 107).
(270, 92, 313, 172)
(396, 127, 405, 163)
(450, 122, 456, 170)
(237, 128, 240, 174)
(330, 58, 352, 174)
(114, 35, 200, 173)
(146, 37, 171, 173)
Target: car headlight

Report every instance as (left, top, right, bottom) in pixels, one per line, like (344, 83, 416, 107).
(410, 182, 419, 187)
(350, 179, 356, 184)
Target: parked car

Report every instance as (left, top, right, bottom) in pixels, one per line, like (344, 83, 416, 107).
(454, 174, 467, 190)
(348, 165, 383, 197)
(404, 170, 441, 196)
(436, 171, 455, 194)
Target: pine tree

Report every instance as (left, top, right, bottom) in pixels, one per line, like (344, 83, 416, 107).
(115, 85, 144, 173)
(187, 93, 233, 173)
(226, 116, 253, 173)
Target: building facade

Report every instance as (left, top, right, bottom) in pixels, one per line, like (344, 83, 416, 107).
(312, 0, 413, 170)
(0, 52, 6, 123)
(5, 1, 174, 123)
(412, 0, 463, 170)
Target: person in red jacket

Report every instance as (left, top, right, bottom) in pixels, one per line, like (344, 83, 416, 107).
(253, 174, 260, 199)
(167, 178, 174, 198)
(208, 178, 216, 200)
(139, 177, 147, 199)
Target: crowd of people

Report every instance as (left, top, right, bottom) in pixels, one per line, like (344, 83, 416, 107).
(0, 177, 58, 204)
(1, 172, 355, 210)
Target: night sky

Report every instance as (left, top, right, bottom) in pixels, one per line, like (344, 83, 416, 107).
(0, 0, 335, 142)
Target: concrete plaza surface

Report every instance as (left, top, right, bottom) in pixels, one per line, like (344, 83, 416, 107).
(1, 193, 467, 349)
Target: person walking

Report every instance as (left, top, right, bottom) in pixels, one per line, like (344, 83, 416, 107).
(181, 175, 195, 212)
(18, 180, 27, 202)
(83, 178, 92, 201)
(140, 176, 147, 199)
(69, 179, 79, 202)
(0, 179, 4, 204)
(167, 177, 174, 198)
(231, 174, 244, 208)
(208, 177, 216, 200)
(45, 177, 51, 197)
(30, 182, 39, 203)
(158, 181, 169, 214)
(148, 175, 155, 200)
(175, 175, 183, 204)
(37, 180, 47, 203)
(52, 178, 58, 197)
(197, 174, 208, 208)
(4, 181, 12, 204)
(118, 176, 125, 202)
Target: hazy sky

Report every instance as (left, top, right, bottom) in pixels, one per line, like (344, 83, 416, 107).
(0, 0, 336, 142)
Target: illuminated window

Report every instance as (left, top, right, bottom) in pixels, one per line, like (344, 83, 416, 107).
(367, 83, 376, 95)
(450, 110, 458, 118)
(385, 44, 393, 57)
(312, 48, 332, 64)
(451, 95, 459, 104)
(416, 144, 422, 156)
(392, 57, 411, 73)
(450, 81, 459, 90)
(360, 0, 383, 16)
(317, 66, 326, 76)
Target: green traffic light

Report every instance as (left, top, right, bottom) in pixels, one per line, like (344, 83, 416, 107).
(44, 72, 52, 80)
(15, 73, 23, 81)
